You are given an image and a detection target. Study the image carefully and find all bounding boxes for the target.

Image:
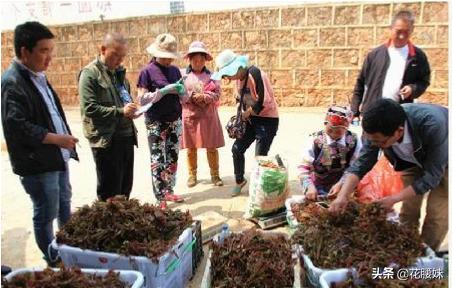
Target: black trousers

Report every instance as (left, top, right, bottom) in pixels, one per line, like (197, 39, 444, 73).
(231, 117, 279, 184)
(91, 136, 135, 201)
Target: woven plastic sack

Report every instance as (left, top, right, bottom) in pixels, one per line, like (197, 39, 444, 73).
(356, 156, 404, 203)
(245, 156, 289, 218)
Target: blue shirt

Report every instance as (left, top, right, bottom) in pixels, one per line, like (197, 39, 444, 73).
(15, 59, 71, 162)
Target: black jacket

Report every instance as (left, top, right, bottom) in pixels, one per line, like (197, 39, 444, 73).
(1, 61, 78, 176)
(351, 41, 430, 117)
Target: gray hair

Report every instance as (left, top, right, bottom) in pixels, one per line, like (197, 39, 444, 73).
(102, 32, 127, 47)
(392, 10, 415, 27)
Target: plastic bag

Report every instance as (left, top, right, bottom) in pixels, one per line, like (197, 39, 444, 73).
(244, 155, 289, 218)
(356, 156, 404, 203)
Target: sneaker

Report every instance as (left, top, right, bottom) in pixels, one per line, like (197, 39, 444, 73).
(162, 193, 184, 203)
(187, 175, 197, 188)
(231, 179, 247, 197)
(159, 200, 168, 210)
(211, 176, 224, 186)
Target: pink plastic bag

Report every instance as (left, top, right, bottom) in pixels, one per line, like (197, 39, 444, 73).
(356, 156, 404, 203)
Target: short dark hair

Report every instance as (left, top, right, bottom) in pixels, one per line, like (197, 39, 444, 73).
(14, 21, 54, 58)
(362, 99, 407, 136)
(392, 10, 415, 27)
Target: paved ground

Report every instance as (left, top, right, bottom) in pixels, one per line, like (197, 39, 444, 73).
(1, 107, 448, 287)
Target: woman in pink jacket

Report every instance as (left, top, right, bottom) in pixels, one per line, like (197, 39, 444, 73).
(181, 41, 225, 187)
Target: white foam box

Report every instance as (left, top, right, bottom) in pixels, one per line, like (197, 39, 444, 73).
(4, 268, 144, 288)
(52, 227, 194, 288)
(319, 256, 447, 288)
(304, 246, 442, 288)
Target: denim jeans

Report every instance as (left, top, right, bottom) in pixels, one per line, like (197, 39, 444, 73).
(20, 163, 72, 262)
(232, 117, 279, 184)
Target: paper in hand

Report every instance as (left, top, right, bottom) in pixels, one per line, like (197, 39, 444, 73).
(135, 102, 153, 116)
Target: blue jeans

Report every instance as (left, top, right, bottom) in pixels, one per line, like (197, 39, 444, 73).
(20, 163, 72, 262)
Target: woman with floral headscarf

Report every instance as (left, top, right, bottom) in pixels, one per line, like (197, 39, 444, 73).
(297, 106, 362, 201)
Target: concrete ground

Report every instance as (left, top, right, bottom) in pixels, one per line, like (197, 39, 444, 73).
(1, 107, 448, 287)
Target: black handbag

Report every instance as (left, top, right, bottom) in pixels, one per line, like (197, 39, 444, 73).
(225, 70, 250, 139)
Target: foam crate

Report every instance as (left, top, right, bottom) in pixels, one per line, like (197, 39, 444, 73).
(319, 269, 350, 288)
(319, 256, 447, 288)
(4, 268, 144, 288)
(302, 245, 443, 288)
(52, 227, 193, 288)
(191, 220, 204, 277)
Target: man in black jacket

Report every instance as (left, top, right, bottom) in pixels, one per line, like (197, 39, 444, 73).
(351, 10, 430, 119)
(1, 22, 78, 265)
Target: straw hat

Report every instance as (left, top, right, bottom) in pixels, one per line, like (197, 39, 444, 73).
(184, 41, 213, 61)
(146, 33, 180, 59)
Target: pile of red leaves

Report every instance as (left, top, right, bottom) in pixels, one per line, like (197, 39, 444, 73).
(56, 197, 192, 260)
(292, 202, 425, 281)
(211, 229, 294, 288)
(2, 267, 129, 288)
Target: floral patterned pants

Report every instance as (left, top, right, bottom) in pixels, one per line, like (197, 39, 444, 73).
(146, 119, 182, 201)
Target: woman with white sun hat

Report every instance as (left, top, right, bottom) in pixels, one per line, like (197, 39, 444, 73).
(212, 49, 279, 196)
(136, 33, 186, 209)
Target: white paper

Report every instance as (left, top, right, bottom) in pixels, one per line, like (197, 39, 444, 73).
(135, 102, 153, 116)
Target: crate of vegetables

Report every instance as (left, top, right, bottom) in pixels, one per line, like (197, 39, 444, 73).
(52, 197, 195, 288)
(319, 260, 448, 288)
(200, 229, 301, 288)
(2, 267, 144, 288)
(291, 201, 444, 287)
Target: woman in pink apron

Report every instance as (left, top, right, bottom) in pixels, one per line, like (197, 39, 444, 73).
(181, 41, 225, 187)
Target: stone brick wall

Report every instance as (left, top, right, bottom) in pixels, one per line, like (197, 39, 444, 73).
(1, 1, 448, 106)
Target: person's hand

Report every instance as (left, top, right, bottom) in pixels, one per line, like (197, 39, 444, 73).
(328, 195, 349, 214)
(399, 85, 413, 100)
(192, 93, 205, 105)
(174, 83, 185, 94)
(305, 185, 318, 201)
(123, 103, 137, 119)
(54, 134, 79, 149)
(375, 196, 397, 212)
(328, 181, 343, 199)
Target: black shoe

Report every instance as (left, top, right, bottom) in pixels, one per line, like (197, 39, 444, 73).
(1, 265, 12, 276)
